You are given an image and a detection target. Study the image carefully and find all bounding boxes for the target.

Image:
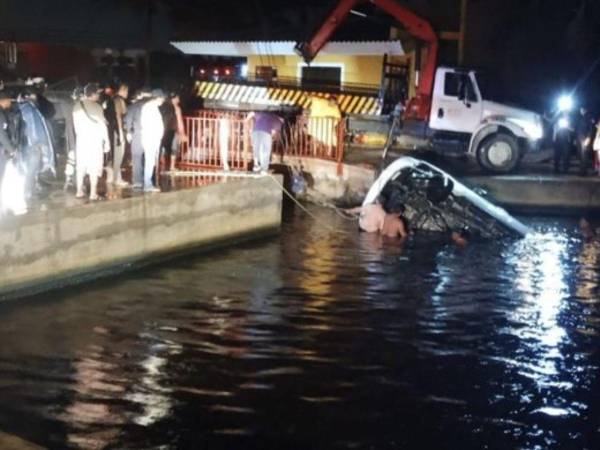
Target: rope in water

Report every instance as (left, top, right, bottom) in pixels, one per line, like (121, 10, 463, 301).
(267, 173, 357, 233)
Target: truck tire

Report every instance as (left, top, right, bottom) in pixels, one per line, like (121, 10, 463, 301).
(477, 133, 521, 173)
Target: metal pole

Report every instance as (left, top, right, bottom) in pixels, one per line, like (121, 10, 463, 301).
(458, 0, 467, 66)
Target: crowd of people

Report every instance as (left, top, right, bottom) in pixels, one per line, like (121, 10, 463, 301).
(552, 105, 600, 175)
(67, 82, 188, 199)
(0, 79, 190, 212)
(0, 82, 56, 214)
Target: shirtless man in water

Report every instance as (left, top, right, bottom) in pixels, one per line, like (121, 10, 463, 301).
(348, 202, 407, 238)
(381, 212, 407, 238)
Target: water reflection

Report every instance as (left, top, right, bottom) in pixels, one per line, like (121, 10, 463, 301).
(62, 344, 127, 449)
(505, 230, 587, 423)
(127, 332, 182, 427)
(0, 211, 598, 449)
(511, 233, 569, 361)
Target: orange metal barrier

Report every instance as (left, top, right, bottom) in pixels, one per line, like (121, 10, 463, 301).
(179, 111, 251, 171)
(178, 110, 346, 172)
(275, 116, 346, 164)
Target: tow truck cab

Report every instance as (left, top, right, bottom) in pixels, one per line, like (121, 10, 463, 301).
(402, 67, 544, 173)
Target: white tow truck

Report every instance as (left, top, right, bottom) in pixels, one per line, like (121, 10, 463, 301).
(396, 66, 544, 172)
(297, 0, 544, 173)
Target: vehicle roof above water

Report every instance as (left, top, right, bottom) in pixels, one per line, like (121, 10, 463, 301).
(362, 156, 531, 238)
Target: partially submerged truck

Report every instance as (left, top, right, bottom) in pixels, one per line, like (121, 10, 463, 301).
(296, 0, 544, 173)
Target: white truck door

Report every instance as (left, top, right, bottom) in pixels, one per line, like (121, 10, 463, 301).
(429, 70, 482, 134)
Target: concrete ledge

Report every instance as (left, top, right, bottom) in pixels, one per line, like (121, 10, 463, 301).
(465, 175, 600, 214)
(0, 176, 282, 299)
(275, 156, 375, 205)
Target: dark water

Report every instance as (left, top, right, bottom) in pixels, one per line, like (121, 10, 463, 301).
(1, 207, 599, 449)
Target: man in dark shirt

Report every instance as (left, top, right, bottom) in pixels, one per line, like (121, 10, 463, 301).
(0, 92, 16, 176)
(246, 111, 283, 173)
(574, 107, 594, 175)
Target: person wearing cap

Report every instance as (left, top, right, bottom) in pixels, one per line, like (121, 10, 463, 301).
(140, 89, 166, 192)
(124, 89, 152, 188)
(72, 83, 109, 201)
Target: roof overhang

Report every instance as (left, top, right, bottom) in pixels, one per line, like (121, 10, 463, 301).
(171, 40, 404, 57)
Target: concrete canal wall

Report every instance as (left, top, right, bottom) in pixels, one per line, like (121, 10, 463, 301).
(276, 156, 376, 205)
(465, 175, 600, 214)
(281, 156, 600, 215)
(0, 176, 282, 299)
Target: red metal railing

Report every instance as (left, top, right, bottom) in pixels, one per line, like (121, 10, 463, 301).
(179, 111, 251, 171)
(275, 116, 345, 164)
(178, 110, 346, 172)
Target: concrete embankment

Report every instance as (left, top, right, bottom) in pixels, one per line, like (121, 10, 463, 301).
(465, 175, 600, 214)
(0, 176, 282, 299)
(279, 156, 600, 215)
(275, 156, 375, 205)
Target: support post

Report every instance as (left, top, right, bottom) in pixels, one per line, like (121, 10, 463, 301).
(458, 0, 467, 66)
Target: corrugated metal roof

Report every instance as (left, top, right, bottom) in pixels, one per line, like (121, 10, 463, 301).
(171, 40, 404, 56)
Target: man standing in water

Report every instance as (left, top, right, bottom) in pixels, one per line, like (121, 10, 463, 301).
(347, 201, 407, 238)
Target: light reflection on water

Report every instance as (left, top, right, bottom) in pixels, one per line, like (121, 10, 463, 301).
(0, 208, 598, 449)
(510, 234, 569, 383)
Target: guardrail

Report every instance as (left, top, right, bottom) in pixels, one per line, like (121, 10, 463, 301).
(179, 110, 346, 172)
(275, 116, 345, 164)
(179, 111, 251, 171)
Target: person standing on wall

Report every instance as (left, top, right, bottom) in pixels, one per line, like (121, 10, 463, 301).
(159, 93, 187, 172)
(124, 89, 151, 188)
(72, 83, 109, 201)
(101, 83, 117, 182)
(112, 82, 129, 186)
(246, 110, 283, 174)
(140, 89, 166, 192)
(0, 91, 18, 213)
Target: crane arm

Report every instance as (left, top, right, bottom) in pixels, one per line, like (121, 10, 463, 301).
(295, 0, 361, 64)
(296, 0, 439, 120)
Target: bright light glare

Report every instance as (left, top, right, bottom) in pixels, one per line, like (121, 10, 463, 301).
(557, 95, 573, 112)
(1, 160, 27, 216)
(558, 117, 570, 129)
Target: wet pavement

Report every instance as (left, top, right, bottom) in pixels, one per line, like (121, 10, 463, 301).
(15, 170, 261, 217)
(0, 207, 599, 449)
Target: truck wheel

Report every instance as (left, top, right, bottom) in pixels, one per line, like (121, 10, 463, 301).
(477, 133, 521, 173)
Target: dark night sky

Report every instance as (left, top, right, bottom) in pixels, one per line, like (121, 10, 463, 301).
(1, 0, 599, 111)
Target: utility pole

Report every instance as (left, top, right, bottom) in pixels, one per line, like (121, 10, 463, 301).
(458, 0, 467, 66)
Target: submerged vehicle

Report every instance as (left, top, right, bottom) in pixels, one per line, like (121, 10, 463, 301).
(363, 157, 530, 238)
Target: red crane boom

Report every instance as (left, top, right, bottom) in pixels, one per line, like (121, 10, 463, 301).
(295, 0, 439, 121)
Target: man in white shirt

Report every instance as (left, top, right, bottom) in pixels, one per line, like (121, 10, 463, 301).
(140, 89, 165, 192)
(72, 83, 109, 201)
